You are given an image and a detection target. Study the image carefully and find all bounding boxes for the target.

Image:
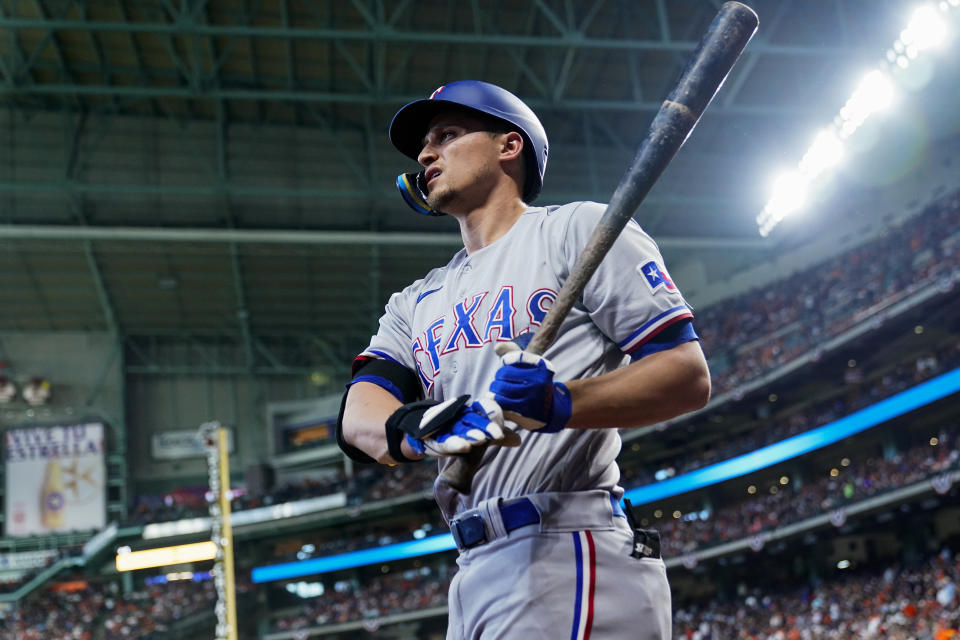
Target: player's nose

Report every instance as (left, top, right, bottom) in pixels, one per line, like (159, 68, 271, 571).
(417, 142, 438, 167)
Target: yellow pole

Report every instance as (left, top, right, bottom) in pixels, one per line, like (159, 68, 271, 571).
(217, 427, 239, 640)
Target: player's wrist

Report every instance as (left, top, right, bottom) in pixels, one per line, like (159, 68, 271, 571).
(402, 434, 427, 459)
(545, 382, 572, 432)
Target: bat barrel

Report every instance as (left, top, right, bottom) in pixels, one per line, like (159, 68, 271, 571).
(667, 2, 760, 123)
(606, 2, 758, 230)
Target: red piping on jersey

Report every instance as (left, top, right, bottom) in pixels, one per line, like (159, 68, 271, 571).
(624, 312, 693, 354)
(584, 531, 596, 640)
(351, 355, 375, 377)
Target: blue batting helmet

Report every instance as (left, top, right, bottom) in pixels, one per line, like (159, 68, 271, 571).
(389, 80, 549, 215)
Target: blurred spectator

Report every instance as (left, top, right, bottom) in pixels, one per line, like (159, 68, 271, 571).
(272, 566, 453, 633)
(0, 578, 215, 640)
(620, 340, 960, 489)
(658, 424, 960, 558)
(674, 548, 960, 639)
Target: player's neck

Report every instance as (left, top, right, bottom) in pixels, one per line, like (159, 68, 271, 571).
(453, 182, 527, 254)
(456, 198, 527, 253)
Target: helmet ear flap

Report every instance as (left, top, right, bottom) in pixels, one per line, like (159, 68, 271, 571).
(396, 171, 444, 216)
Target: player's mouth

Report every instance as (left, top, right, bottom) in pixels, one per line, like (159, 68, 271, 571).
(425, 167, 442, 187)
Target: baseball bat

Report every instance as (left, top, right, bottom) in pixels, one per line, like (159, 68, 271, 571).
(440, 1, 759, 495)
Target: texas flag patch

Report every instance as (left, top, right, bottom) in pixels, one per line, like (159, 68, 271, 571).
(639, 260, 677, 293)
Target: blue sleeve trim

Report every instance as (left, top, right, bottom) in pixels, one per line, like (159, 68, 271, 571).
(618, 306, 693, 352)
(348, 375, 406, 402)
(629, 320, 699, 361)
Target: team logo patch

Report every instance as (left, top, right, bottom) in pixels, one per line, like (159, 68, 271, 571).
(638, 260, 676, 293)
(429, 85, 445, 99)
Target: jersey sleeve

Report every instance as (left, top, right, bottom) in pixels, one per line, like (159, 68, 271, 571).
(352, 288, 422, 400)
(557, 201, 697, 359)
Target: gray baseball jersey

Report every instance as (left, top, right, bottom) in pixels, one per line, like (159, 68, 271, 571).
(359, 201, 694, 522)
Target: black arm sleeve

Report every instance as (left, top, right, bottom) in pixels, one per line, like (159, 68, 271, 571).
(336, 357, 424, 464)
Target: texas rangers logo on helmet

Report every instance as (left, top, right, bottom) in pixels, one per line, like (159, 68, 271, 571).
(429, 85, 445, 99)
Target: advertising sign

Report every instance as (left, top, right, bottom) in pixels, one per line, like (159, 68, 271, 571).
(151, 428, 234, 460)
(4, 422, 106, 536)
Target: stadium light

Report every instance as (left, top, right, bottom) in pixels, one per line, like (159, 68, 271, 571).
(768, 172, 808, 215)
(758, 171, 809, 236)
(838, 71, 896, 137)
(115, 541, 217, 572)
(902, 5, 948, 49)
(756, 2, 957, 236)
(800, 130, 845, 176)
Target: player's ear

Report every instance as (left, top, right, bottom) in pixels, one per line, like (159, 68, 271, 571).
(498, 131, 524, 163)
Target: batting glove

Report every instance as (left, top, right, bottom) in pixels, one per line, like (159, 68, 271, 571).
(387, 395, 519, 458)
(488, 341, 573, 433)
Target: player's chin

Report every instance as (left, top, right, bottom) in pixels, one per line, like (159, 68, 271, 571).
(426, 186, 456, 211)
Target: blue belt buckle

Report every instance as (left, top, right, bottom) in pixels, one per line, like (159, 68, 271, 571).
(451, 513, 487, 549)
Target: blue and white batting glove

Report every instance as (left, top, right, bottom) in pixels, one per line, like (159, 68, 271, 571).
(388, 395, 519, 458)
(488, 341, 572, 433)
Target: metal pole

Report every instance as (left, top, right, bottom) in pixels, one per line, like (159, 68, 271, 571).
(217, 426, 239, 640)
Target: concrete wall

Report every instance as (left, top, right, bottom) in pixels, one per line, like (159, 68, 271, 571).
(125, 372, 329, 494)
(0, 331, 337, 497)
(0, 331, 123, 434)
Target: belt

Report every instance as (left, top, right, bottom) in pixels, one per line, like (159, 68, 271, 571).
(450, 495, 626, 551)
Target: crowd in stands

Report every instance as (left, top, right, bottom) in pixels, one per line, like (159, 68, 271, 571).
(265, 544, 960, 637)
(674, 547, 960, 639)
(619, 339, 960, 489)
(272, 567, 453, 633)
(698, 188, 960, 395)
(0, 578, 215, 640)
(658, 423, 960, 558)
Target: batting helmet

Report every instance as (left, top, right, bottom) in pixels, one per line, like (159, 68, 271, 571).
(389, 80, 549, 215)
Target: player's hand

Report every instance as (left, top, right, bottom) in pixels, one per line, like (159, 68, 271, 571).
(388, 395, 520, 458)
(488, 341, 572, 433)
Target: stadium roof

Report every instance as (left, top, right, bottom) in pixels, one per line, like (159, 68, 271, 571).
(1, 0, 958, 385)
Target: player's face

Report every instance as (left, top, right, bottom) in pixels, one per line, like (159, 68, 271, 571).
(418, 111, 504, 213)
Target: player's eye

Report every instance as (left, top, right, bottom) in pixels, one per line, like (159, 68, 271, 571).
(439, 130, 456, 143)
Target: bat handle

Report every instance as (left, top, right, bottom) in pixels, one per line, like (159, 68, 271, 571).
(439, 444, 486, 495)
(440, 337, 546, 494)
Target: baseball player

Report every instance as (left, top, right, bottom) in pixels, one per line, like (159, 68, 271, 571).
(337, 80, 710, 639)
